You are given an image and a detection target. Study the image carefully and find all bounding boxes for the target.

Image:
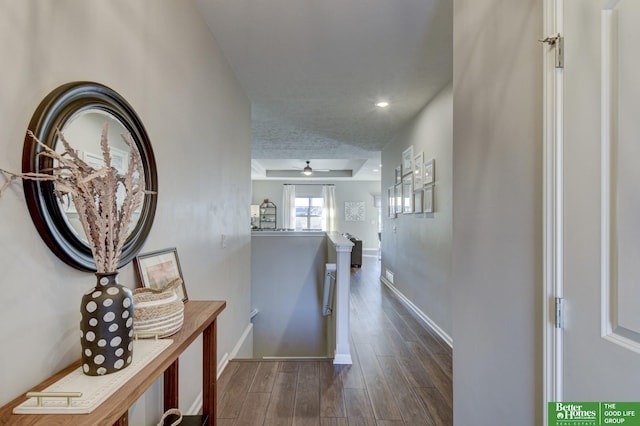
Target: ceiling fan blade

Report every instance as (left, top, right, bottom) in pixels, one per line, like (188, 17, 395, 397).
(295, 168, 331, 172)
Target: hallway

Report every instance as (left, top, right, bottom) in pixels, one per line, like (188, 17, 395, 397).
(217, 255, 453, 425)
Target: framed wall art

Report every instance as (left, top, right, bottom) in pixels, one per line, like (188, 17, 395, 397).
(134, 247, 188, 302)
(414, 152, 424, 188)
(394, 183, 402, 214)
(402, 146, 414, 176)
(414, 189, 423, 214)
(388, 186, 395, 218)
(424, 185, 434, 213)
(424, 158, 435, 186)
(345, 201, 365, 221)
(402, 173, 414, 214)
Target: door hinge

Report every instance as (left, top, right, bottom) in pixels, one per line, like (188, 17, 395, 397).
(554, 297, 564, 329)
(539, 33, 564, 68)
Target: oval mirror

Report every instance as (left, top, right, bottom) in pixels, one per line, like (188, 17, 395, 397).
(22, 82, 158, 271)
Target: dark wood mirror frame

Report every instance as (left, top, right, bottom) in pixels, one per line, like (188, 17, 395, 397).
(22, 82, 158, 271)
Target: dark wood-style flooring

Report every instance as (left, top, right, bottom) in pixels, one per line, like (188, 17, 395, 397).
(217, 255, 453, 425)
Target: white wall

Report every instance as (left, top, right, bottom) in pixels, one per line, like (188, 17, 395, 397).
(0, 1, 251, 424)
(251, 180, 381, 250)
(452, 0, 542, 424)
(380, 83, 453, 338)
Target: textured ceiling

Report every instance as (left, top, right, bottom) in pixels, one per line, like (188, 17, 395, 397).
(195, 0, 452, 180)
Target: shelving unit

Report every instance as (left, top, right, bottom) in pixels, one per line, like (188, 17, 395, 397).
(259, 199, 277, 230)
(0, 300, 226, 426)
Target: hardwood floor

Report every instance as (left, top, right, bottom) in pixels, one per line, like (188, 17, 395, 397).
(217, 255, 453, 425)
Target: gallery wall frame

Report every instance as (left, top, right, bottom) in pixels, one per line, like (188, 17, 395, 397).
(387, 148, 437, 218)
(388, 186, 396, 218)
(394, 183, 403, 214)
(414, 152, 424, 188)
(402, 146, 414, 176)
(403, 174, 414, 214)
(424, 185, 434, 213)
(414, 189, 424, 214)
(424, 158, 435, 186)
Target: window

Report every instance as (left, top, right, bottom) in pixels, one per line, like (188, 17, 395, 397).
(295, 197, 323, 230)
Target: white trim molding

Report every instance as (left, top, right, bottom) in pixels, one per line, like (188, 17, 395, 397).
(542, 0, 564, 419)
(186, 393, 203, 417)
(380, 276, 452, 348)
(600, 1, 615, 345)
(599, 1, 640, 354)
(230, 322, 254, 360)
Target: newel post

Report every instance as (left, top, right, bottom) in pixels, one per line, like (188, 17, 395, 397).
(328, 232, 353, 364)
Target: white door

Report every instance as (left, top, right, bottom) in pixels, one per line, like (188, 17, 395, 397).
(560, 0, 640, 400)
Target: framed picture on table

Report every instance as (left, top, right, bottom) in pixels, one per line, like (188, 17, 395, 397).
(134, 247, 188, 302)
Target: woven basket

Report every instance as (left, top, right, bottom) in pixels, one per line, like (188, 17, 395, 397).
(133, 278, 185, 338)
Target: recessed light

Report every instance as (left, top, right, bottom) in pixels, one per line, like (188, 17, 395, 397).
(375, 101, 389, 108)
(373, 169, 379, 172)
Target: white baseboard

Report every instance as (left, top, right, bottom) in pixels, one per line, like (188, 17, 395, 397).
(217, 353, 230, 380)
(186, 322, 254, 415)
(380, 276, 453, 348)
(230, 322, 254, 359)
(333, 352, 353, 365)
(186, 393, 203, 416)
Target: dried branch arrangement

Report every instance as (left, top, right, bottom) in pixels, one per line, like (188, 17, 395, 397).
(0, 123, 148, 273)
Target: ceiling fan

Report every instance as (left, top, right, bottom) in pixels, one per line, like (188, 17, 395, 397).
(261, 160, 353, 178)
(294, 161, 330, 176)
(302, 161, 313, 175)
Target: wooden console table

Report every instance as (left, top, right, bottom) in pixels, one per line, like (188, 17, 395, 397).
(0, 300, 226, 426)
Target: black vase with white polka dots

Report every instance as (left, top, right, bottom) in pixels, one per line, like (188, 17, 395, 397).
(80, 272, 134, 376)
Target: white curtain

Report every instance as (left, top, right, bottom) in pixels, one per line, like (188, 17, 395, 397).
(282, 185, 296, 230)
(322, 185, 336, 232)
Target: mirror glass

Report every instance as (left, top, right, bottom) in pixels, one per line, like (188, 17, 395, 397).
(23, 82, 158, 272)
(56, 109, 142, 243)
